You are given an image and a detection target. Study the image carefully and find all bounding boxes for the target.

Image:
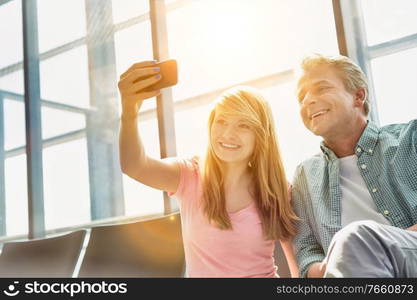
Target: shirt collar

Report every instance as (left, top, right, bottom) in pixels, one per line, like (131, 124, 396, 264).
(356, 121, 380, 156)
(320, 142, 337, 161)
(319, 121, 380, 161)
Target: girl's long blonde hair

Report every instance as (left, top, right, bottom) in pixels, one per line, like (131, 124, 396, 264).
(202, 86, 298, 240)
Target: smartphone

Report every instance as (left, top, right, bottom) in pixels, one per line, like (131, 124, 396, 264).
(142, 59, 178, 92)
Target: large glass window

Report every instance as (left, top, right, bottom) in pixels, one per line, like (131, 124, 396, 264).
(4, 0, 415, 241)
(37, 3, 92, 231)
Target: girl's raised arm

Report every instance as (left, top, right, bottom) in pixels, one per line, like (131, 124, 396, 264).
(118, 61, 180, 194)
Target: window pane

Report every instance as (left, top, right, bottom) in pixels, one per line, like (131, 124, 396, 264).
(5, 154, 28, 237)
(42, 107, 85, 140)
(0, 70, 24, 95)
(123, 117, 163, 217)
(371, 48, 417, 125)
(114, 22, 156, 111)
(167, 0, 338, 101)
(361, 0, 417, 46)
(43, 139, 90, 230)
(112, 0, 149, 24)
(0, 0, 23, 69)
(40, 46, 90, 108)
(4, 98, 25, 151)
(4, 96, 28, 237)
(37, 0, 86, 53)
(123, 176, 164, 217)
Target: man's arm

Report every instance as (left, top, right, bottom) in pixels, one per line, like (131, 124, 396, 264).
(307, 262, 327, 278)
(292, 166, 326, 277)
(407, 224, 417, 232)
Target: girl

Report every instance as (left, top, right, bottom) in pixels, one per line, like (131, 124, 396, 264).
(118, 61, 299, 277)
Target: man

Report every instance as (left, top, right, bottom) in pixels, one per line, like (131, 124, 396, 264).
(292, 53, 417, 277)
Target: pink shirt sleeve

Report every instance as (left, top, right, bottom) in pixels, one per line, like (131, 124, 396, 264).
(168, 157, 201, 203)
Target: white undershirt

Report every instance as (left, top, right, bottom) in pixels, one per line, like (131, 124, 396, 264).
(339, 155, 391, 227)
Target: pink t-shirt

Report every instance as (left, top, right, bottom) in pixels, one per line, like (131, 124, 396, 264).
(169, 157, 278, 278)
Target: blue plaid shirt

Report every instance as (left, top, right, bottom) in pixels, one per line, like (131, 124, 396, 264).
(292, 120, 417, 277)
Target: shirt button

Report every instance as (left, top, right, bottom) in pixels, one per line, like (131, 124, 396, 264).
(368, 149, 373, 153)
(384, 210, 389, 215)
(361, 164, 367, 169)
(372, 188, 377, 193)
(357, 148, 362, 153)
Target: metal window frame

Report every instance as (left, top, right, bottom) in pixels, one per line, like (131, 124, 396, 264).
(21, 0, 45, 238)
(333, 0, 417, 125)
(1, 90, 91, 158)
(149, 0, 178, 214)
(369, 33, 417, 59)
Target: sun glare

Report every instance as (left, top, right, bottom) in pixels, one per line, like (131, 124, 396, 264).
(203, 1, 254, 46)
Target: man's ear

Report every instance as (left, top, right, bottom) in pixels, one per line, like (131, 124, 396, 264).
(354, 88, 366, 108)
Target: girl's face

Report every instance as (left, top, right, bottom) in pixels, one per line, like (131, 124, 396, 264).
(210, 112, 256, 165)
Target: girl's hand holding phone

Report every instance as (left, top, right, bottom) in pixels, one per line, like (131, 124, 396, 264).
(117, 59, 178, 119)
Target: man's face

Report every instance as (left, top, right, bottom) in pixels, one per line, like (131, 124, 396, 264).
(297, 65, 360, 139)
